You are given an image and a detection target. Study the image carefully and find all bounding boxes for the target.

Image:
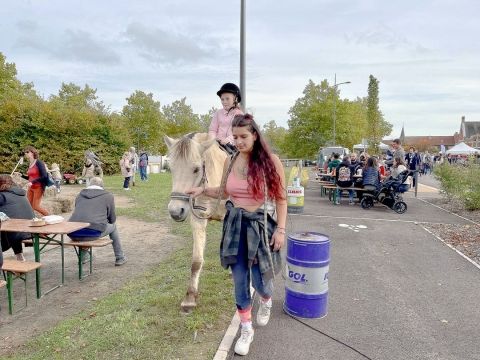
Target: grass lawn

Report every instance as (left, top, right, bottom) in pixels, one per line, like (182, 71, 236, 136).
(6, 173, 234, 360)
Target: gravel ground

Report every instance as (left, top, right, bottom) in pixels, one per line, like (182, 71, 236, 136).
(424, 197, 480, 265)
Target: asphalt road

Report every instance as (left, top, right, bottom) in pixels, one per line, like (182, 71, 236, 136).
(229, 178, 480, 360)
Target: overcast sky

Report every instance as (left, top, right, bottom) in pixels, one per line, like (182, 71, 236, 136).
(1, 0, 479, 137)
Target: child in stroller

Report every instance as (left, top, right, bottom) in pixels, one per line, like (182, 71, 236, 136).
(360, 170, 411, 214)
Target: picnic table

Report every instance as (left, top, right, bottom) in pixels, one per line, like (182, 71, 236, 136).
(0, 219, 89, 298)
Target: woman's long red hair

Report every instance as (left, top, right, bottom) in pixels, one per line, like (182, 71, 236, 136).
(232, 114, 285, 201)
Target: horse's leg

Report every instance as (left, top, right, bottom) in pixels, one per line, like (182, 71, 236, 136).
(181, 216, 208, 312)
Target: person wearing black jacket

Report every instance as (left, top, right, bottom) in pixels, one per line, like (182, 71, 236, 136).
(0, 174, 35, 261)
(405, 147, 421, 187)
(19, 146, 50, 216)
(335, 156, 354, 205)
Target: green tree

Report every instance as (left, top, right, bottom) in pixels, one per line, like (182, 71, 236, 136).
(365, 75, 392, 154)
(262, 120, 288, 156)
(122, 90, 165, 153)
(162, 97, 202, 138)
(284, 80, 332, 158)
(198, 107, 217, 132)
(285, 79, 370, 158)
(49, 82, 106, 113)
(0, 53, 127, 174)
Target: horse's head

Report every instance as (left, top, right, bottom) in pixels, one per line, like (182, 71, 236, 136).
(164, 133, 217, 222)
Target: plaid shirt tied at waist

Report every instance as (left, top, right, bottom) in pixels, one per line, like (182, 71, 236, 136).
(220, 200, 282, 281)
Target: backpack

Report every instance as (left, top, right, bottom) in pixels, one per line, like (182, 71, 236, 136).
(338, 165, 351, 182)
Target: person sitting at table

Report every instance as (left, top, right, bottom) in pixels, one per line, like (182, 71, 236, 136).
(335, 156, 354, 205)
(362, 157, 381, 191)
(390, 157, 411, 187)
(68, 177, 127, 266)
(350, 152, 359, 167)
(0, 174, 35, 262)
(327, 153, 341, 174)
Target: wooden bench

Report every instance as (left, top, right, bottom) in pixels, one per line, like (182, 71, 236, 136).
(64, 238, 113, 280)
(321, 185, 337, 201)
(2, 259, 42, 314)
(334, 186, 366, 203)
(319, 181, 335, 197)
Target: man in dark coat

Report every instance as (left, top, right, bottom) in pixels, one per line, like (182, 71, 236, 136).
(0, 174, 35, 261)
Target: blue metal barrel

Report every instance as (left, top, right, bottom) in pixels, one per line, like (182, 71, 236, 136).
(284, 232, 330, 318)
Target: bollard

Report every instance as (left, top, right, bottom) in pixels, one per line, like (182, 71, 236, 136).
(284, 232, 330, 318)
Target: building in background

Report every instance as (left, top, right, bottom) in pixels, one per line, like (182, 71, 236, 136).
(384, 116, 480, 152)
(145, 155, 169, 174)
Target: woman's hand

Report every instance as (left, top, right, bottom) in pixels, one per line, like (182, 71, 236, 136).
(186, 186, 204, 198)
(270, 229, 285, 252)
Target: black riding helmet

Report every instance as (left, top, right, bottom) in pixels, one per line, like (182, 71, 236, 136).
(216, 83, 242, 103)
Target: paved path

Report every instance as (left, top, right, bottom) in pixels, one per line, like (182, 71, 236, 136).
(221, 178, 480, 360)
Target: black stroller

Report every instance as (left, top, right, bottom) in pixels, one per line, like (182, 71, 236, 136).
(360, 170, 411, 214)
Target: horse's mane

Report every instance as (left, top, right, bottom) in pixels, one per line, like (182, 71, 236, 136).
(169, 133, 217, 163)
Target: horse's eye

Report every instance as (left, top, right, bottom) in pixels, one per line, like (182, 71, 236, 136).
(193, 167, 200, 174)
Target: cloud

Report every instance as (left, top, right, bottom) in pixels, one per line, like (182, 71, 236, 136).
(15, 28, 121, 65)
(60, 30, 121, 64)
(16, 19, 38, 32)
(345, 23, 430, 53)
(124, 22, 211, 64)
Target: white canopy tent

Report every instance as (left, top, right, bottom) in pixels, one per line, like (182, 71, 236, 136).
(445, 142, 478, 155)
(353, 142, 390, 151)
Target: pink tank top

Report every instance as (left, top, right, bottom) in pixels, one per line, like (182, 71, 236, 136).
(226, 171, 264, 207)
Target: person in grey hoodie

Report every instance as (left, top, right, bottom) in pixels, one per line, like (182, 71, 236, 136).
(68, 177, 127, 266)
(385, 138, 405, 168)
(0, 174, 35, 261)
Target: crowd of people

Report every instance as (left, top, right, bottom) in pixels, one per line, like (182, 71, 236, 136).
(321, 138, 416, 205)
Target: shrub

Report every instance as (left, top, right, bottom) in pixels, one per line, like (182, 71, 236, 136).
(434, 162, 480, 210)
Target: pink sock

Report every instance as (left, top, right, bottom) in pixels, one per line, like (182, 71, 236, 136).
(238, 306, 252, 323)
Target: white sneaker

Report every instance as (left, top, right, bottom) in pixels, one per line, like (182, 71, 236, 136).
(123, 188, 131, 191)
(256, 298, 272, 326)
(234, 324, 254, 356)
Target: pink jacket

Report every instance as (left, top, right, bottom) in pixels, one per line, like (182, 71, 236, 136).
(208, 107, 244, 144)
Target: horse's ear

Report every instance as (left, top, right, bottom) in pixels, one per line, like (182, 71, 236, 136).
(164, 135, 178, 150)
(200, 138, 217, 154)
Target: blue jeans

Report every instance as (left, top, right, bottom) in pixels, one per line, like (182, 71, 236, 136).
(230, 220, 273, 310)
(139, 166, 148, 180)
(336, 189, 354, 202)
(71, 223, 124, 260)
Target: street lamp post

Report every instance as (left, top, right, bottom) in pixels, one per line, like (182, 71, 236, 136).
(240, 0, 246, 112)
(332, 73, 351, 146)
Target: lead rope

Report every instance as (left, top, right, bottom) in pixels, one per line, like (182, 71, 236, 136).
(263, 174, 275, 279)
(189, 151, 239, 220)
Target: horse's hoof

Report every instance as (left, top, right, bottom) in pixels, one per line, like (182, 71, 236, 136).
(181, 303, 196, 314)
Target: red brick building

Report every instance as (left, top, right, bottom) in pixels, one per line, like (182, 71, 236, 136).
(384, 116, 480, 152)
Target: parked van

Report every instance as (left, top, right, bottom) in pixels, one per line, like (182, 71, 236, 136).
(317, 146, 350, 168)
